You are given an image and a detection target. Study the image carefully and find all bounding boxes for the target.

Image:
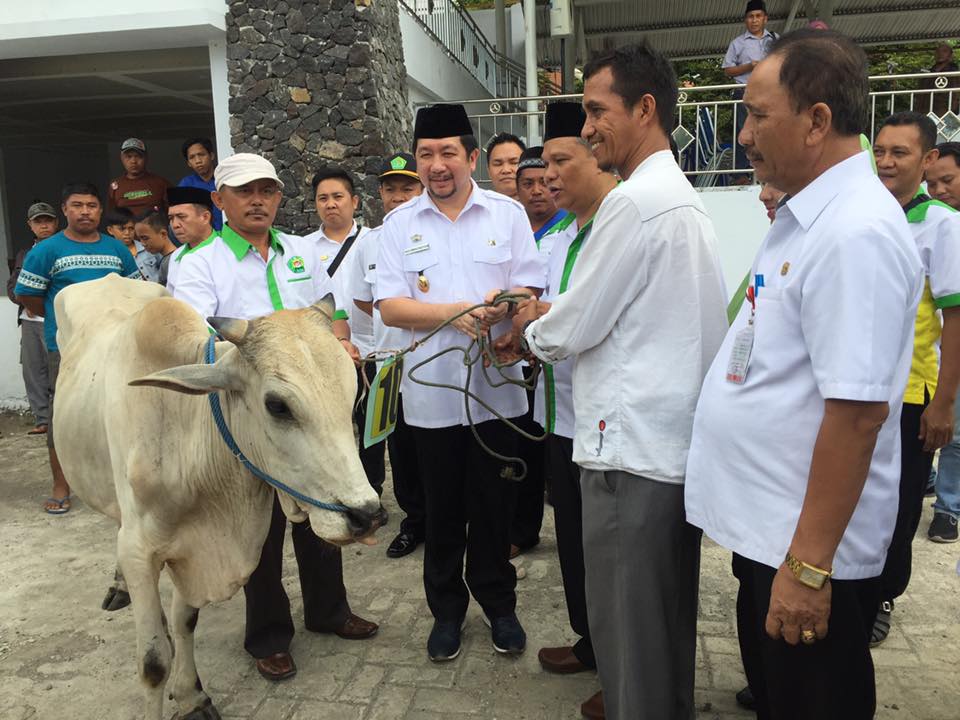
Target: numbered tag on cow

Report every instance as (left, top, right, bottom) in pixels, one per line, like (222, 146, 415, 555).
(363, 355, 403, 447)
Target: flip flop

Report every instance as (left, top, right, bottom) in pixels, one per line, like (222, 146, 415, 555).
(28, 425, 48, 435)
(44, 496, 71, 515)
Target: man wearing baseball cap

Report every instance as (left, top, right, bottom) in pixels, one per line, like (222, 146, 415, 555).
(6, 202, 59, 436)
(173, 152, 379, 683)
(347, 152, 426, 559)
(106, 138, 172, 215)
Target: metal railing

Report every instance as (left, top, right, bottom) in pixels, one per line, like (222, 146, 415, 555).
(448, 71, 960, 187)
(399, 0, 526, 98)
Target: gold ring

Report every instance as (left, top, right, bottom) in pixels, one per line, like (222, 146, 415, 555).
(801, 629, 816, 644)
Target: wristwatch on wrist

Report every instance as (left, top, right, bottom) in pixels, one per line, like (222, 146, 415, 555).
(784, 552, 832, 590)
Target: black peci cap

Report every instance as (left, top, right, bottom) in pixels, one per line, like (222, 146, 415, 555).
(167, 186, 214, 210)
(745, 0, 767, 14)
(413, 104, 474, 139)
(543, 102, 587, 142)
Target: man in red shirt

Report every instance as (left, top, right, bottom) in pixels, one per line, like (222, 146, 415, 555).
(106, 138, 171, 215)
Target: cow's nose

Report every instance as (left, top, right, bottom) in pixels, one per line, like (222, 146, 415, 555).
(345, 505, 386, 536)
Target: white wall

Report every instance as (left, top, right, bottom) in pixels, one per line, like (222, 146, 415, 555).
(0, 0, 226, 58)
(698, 185, 769, 299)
(399, 8, 492, 108)
(470, 4, 526, 64)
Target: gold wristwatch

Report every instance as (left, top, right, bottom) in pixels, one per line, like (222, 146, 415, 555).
(784, 552, 832, 590)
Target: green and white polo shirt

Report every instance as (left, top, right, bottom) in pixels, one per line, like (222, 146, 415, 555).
(172, 224, 341, 321)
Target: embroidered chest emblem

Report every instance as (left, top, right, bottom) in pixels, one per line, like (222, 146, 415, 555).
(780, 261, 791, 276)
(287, 256, 306, 273)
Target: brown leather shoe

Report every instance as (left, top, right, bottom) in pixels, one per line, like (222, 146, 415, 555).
(581, 690, 604, 720)
(538, 645, 590, 674)
(255, 652, 297, 682)
(333, 613, 379, 640)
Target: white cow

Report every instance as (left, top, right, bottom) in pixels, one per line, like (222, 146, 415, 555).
(52, 275, 383, 720)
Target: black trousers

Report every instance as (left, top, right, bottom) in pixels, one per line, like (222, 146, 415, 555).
(880, 400, 934, 600)
(510, 382, 546, 550)
(546, 435, 595, 668)
(355, 363, 386, 495)
(388, 394, 425, 538)
(243, 494, 350, 659)
(733, 554, 880, 720)
(413, 420, 519, 621)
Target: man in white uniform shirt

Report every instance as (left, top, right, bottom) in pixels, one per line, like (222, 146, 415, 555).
(348, 152, 428, 559)
(520, 44, 728, 720)
(685, 30, 924, 719)
(376, 103, 544, 662)
(303, 167, 381, 494)
(174, 153, 378, 684)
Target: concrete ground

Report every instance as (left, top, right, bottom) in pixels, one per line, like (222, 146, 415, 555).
(0, 410, 957, 720)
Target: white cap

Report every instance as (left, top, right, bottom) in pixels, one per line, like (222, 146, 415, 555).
(214, 153, 284, 191)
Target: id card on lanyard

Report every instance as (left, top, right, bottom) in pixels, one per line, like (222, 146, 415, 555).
(726, 284, 756, 384)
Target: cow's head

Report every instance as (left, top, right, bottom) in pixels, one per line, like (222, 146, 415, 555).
(130, 295, 384, 544)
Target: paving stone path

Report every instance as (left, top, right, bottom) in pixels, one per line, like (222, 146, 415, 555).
(0, 412, 956, 719)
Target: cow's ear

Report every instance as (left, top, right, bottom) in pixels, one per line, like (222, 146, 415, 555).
(308, 293, 336, 326)
(129, 362, 243, 395)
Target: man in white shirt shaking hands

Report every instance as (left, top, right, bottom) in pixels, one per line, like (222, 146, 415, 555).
(520, 42, 728, 720)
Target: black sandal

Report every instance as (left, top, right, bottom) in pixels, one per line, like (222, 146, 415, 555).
(870, 600, 893, 647)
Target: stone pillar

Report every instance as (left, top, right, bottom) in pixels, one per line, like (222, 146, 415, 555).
(225, 0, 413, 231)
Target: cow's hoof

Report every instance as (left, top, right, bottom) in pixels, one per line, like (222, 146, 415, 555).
(101, 587, 131, 611)
(177, 698, 221, 720)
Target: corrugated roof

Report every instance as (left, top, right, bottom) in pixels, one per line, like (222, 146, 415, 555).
(536, 0, 960, 63)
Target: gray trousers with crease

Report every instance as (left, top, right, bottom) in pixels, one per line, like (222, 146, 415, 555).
(581, 469, 701, 720)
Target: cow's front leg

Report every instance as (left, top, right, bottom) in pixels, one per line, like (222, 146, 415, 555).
(169, 588, 220, 719)
(118, 529, 170, 720)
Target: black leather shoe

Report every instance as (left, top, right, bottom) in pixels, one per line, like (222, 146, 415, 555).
(735, 686, 756, 710)
(386, 531, 422, 558)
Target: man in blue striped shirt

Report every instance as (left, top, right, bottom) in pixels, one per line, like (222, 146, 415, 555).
(15, 182, 141, 514)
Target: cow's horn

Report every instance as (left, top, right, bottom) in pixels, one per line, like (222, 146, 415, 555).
(208, 316, 251, 345)
(309, 293, 336, 325)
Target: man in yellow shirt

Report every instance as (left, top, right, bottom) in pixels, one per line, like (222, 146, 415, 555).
(873, 111, 960, 644)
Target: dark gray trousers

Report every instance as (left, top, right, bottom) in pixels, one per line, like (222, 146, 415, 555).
(20, 321, 49, 426)
(581, 469, 701, 720)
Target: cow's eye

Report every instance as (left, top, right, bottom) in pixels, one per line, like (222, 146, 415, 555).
(264, 397, 293, 420)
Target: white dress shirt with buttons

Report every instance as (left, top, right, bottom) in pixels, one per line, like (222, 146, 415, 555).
(685, 152, 924, 580)
(347, 225, 412, 363)
(375, 181, 545, 429)
(524, 150, 728, 483)
(174, 224, 340, 320)
(303, 221, 373, 355)
(533, 220, 580, 439)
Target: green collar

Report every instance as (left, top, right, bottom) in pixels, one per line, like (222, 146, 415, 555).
(905, 189, 956, 224)
(220, 224, 283, 261)
(175, 230, 218, 263)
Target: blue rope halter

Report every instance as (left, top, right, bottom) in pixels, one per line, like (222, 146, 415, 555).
(205, 335, 350, 514)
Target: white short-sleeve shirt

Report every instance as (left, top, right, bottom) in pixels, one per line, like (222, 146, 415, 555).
(174, 224, 340, 320)
(375, 181, 545, 429)
(347, 225, 412, 363)
(303, 221, 373, 355)
(685, 152, 924, 580)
